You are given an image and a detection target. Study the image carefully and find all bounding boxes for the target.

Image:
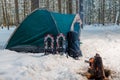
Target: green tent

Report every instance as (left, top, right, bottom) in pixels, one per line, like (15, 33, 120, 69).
(6, 9, 77, 53)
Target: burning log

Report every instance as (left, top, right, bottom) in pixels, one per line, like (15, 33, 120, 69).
(85, 53, 111, 80)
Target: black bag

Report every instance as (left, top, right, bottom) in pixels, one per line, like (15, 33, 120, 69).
(66, 31, 82, 59)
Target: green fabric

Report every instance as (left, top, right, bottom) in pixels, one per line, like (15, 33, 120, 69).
(6, 9, 75, 49)
(51, 12, 75, 36)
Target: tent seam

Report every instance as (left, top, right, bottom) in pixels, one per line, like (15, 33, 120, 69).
(49, 12, 60, 34)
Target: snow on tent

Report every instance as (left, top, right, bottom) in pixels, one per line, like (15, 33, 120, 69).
(5, 9, 81, 53)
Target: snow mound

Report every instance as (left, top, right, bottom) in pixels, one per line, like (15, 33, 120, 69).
(0, 50, 87, 80)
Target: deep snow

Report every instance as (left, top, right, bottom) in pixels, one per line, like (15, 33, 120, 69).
(0, 27, 15, 49)
(0, 25, 120, 80)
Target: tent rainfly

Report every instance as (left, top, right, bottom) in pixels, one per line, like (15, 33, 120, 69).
(6, 9, 80, 53)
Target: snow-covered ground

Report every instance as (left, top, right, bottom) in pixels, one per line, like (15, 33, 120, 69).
(0, 25, 120, 80)
(0, 27, 15, 49)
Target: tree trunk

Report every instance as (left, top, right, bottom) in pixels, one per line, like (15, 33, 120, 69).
(53, 0, 55, 11)
(84, 0, 87, 24)
(31, 0, 39, 11)
(114, 1, 117, 24)
(112, 0, 116, 23)
(100, 0, 102, 24)
(4, 0, 10, 29)
(24, 0, 26, 18)
(1, 0, 6, 26)
(66, 0, 72, 14)
(76, 0, 79, 13)
(98, 8, 101, 24)
(79, 0, 83, 24)
(102, 0, 105, 25)
(108, 1, 111, 23)
(8, 1, 12, 25)
(68, 0, 72, 14)
(46, 0, 49, 9)
(58, 0, 61, 13)
(118, 0, 120, 25)
(23, 0, 28, 18)
(14, 0, 19, 26)
(66, 0, 69, 13)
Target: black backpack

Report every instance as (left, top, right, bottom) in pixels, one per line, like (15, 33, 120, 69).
(66, 31, 82, 59)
